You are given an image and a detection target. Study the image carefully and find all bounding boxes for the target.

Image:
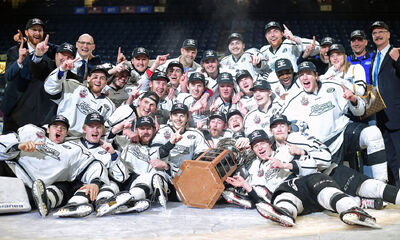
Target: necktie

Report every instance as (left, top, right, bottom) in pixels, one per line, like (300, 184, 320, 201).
(80, 59, 87, 78)
(373, 51, 381, 87)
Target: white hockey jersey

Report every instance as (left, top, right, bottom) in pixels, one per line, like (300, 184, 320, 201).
(279, 80, 366, 155)
(220, 48, 266, 79)
(44, 68, 115, 136)
(0, 124, 108, 187)
(152, 124, 210, 177)
(243, 102, 282, 137)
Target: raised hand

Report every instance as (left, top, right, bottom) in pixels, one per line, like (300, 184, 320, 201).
(284, 141, 305, 156)
(125, 84, 142, 105)
(100, 139, 116, 154)
(116, 47, 126, 64)
(170, 128, 183, 144)
(302, 36, 316, 58)
(340, 84, 357, 103)
(389, 47, 400, 62)
(61, 57, 79, 71)
(179, 69, 189, 93)
(209, 97, 218, 112)
(13, 29, 24, 43)
(232, 91, 243, 104)
(35, 34, 49, 57)
(250, 54, 261, 67)
(282, 24, 299, 44)
(17, 37, 29, 65)
(150, 53, 170, 72)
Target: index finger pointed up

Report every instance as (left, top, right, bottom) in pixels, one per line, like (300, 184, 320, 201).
(163, 53, 170, 58)
(118, 47, 121, 56)
(312, 36, 316, 46)
(283, 24, 289, 31)
(19, 35, 24, 49)
(44, 34, 49, 45)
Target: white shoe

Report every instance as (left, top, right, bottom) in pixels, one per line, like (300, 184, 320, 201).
(115, 199, 150, 214)
(96, 192, 132, 217)
(53, 203, 93, 218)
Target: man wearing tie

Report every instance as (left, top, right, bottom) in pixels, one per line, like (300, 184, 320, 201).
(74, 33, 101, 82)
(370, 21, 400, 186)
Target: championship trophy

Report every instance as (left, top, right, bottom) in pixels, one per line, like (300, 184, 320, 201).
(173, 138, 243, 209)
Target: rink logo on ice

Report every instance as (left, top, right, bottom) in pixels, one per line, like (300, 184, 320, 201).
(0, 203, 24, 209)
(309, 102, 334, 116)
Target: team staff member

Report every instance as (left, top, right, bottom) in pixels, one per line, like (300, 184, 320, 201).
(370, 21, 400, 187)
(348, 30, 374, 85)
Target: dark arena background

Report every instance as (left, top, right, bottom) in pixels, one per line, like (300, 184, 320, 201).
(1, 1, 400, 239)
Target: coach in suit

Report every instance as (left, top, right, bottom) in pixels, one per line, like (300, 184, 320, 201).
(370, 21, 400, 186)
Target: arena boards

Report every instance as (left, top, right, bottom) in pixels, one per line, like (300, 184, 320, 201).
(1, 202, 400, 240)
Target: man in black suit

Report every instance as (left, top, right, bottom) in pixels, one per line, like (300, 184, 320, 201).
(1, 18, 57, 132)
(370, 21, 400, 186)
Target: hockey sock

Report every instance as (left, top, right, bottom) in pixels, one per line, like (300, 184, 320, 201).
(129, 184, 149, 200)
(357, 179, 386, 199)
(96, 184, 118, 201)
(46, 185, 64, 209)
(67, 189, 90, 204)
(273, 192, 301, 219)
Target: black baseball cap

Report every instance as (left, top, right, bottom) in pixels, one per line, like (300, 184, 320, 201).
(84, 112, 104, 125)
(269, 114, 290, 128)
(202, 50, 218, 62)
(171, 103, 188, 115)
(141, 91, 160, 105)
(328, 44, 346, 56)
(370, 21, 389, 32)
(89, 65, 110, 77)
(264, 21, 282, 32)
(298, 61, 317, 73)
(350, 30, 367, 40)
(227, 33, 244, 44)
(320, 37, 335, 46)
(49, 115, 70, 129)
(188, 72, 206, 84)
(132, 47, 149, 58)
(136, 116, 155, 128)
(182, 39, 198, 49)
(235, 70, 252, 83)
(227, 109, 243, 121)
(150, 71, 169, 82)
(233, 131, 246, 139)
(167, 61, 184, 72)
(57, 42, 76, 56)
(209, 110, 227, 123)
(248, 129, 271, 146)
(274, 58, 293, 74)
(217, 72, 234, 85)
(250, 80, 271, 91)
(25, 18, 45, 30)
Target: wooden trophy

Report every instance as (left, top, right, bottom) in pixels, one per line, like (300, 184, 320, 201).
(172, 147, 238, 209)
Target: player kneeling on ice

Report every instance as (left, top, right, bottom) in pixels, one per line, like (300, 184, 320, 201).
(225, 129, 380, 228)
(96, 116, 180, 216)
(0, 115, 109, 217)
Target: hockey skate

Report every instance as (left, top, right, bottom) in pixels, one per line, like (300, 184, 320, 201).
(256, 202, 295, 227)
(32, 179, 50, 217)
(53, 203, 94, 218)
(340, 207, 381, 229)
(114, 199, 150, 215)
(96, 191, 132, 217)
(222, 189, 254, 209)
(152, 174, 167, 209)
(360, 198, 384, 210)
(253, 185, 273, 204)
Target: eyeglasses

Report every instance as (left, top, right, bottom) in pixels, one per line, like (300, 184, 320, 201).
(372, 30, 388, 36)
(77, 41, 94, 46)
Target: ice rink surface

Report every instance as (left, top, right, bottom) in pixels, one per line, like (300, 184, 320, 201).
(1, 202, 400, 240)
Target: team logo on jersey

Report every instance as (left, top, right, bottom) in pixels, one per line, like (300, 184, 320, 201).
(79, 89, 88, 98)
(326, 87, 335, 93)
(310, 101, 335, 116)
(164, 131, 171, 140)
(258, 169, 264, 177)
(98, 150, 107, 155)
(61, 144, 71, 149)
(36, 144, 61, 161)
(103, 104, 110, 112)
(77, 102, 96, 115)
(282, 48, 287, 53)
(187, 134, 196, 139)
(254, 115, 261, 124)
(301, 96, 309, 106)
(36, 131, 45, 139)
